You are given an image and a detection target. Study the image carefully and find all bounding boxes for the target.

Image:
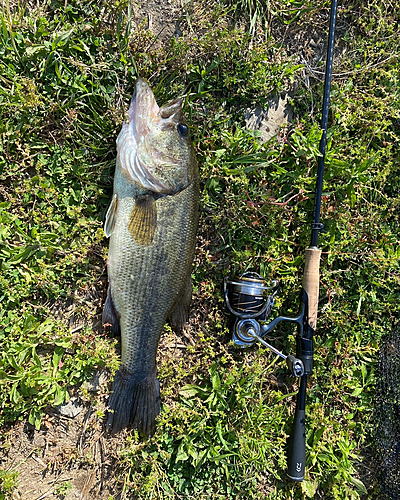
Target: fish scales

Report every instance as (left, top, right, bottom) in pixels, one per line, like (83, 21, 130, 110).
(109, 173, 198, 374)
(103, 78, 199, 435)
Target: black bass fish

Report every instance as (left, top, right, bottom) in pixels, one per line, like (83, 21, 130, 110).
(103, 78, 199, 435)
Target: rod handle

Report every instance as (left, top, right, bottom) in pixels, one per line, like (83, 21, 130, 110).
(302, 247, 322, 330)
(287, 407, 306, 481)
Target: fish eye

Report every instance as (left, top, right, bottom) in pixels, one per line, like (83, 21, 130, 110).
(177, 123, 189, 137)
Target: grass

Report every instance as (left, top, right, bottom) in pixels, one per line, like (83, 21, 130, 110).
(0, 0, 399, 498)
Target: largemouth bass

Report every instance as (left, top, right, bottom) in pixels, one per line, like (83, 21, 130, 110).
(103, 78, 199, 435)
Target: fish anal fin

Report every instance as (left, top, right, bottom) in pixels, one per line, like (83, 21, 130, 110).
(104, 194, 118, 238)
(128, 195, 157, 245)
(102, 286, 120, 335)
(168, 277, 192, 333)
(107, 369, 160, 436)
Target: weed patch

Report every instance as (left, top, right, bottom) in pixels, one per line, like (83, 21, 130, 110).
(0, 0, 399, 498)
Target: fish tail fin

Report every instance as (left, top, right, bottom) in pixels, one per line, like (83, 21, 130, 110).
(107, 369, 160, 436)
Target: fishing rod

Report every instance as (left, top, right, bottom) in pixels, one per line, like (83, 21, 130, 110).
(224, 0, 338, 482)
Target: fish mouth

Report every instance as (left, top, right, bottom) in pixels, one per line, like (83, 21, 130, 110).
(121, 78, 169, 192)
(129, 79, 184, 128)
(128, 77, 160, 136)
(160, 98, 183, 120)
(117, 78, 188, 194)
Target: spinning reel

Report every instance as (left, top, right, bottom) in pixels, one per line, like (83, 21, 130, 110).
(224, 272, 305, 378)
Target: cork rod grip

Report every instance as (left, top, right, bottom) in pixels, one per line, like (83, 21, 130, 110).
(302, 248, 322, 330)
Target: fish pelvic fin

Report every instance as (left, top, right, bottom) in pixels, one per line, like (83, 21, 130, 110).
(107, 369, 160, 436)
(128, 194, 157, 245)
(168, 277, 192, 333)
(102, 286, 120, 335)
(104, 193, 118, 238)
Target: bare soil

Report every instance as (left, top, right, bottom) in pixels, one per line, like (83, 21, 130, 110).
(1, 379, 125, 500)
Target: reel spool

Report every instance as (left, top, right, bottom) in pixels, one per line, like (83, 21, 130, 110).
(224, 272, 277, 346)
(224, 271, 277, 321)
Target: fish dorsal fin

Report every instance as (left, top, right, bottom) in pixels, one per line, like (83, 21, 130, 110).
(128, 194, 157, 245)
(104, 194, 118, 238)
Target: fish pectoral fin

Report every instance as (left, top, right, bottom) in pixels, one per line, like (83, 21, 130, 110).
(104, 193, 118, 237)
(128, 194, 157, 245)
